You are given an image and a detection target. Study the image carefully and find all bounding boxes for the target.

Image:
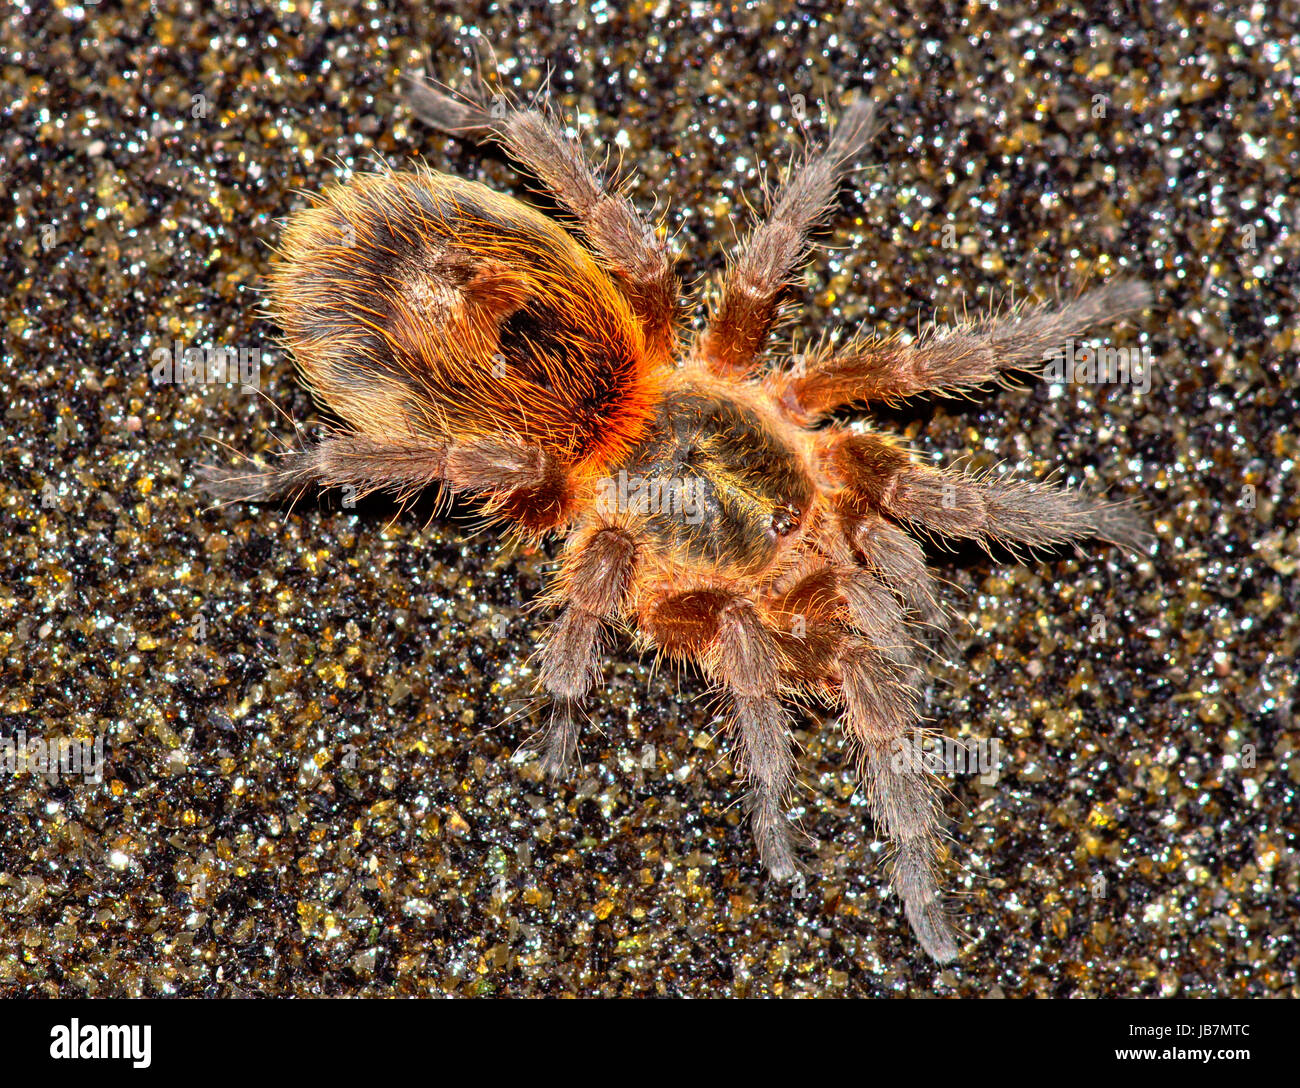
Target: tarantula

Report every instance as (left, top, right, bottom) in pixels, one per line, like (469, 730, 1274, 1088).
(205, 78, 1149, 962)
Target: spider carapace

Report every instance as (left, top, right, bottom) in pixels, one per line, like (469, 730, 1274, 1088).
(207, 77, 1150, 962)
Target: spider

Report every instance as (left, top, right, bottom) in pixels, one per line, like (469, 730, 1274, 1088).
(204, 76, 1150, 962)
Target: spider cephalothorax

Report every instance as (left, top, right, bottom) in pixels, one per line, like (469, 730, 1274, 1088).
(206, 77, 1149, 962)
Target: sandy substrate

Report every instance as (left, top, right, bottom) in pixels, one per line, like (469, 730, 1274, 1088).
(0, 1, 1295, 996)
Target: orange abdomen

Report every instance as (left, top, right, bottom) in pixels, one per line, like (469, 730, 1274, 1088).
(268, 168, 662, 473)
